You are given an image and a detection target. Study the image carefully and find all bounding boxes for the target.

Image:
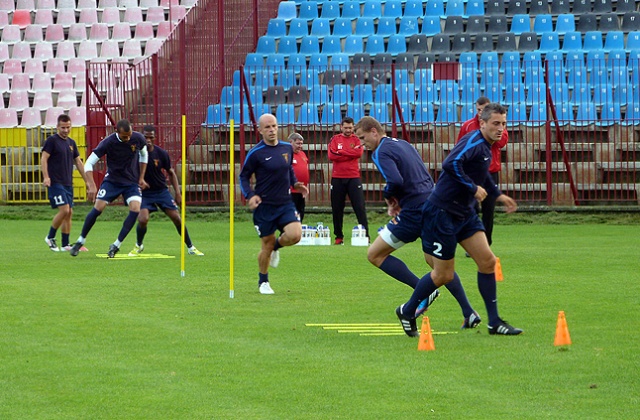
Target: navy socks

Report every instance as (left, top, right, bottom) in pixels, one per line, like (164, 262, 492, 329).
(477, 271, 499, 325)
(117, 211, 139, 242)
(80, 208, 102, 238)
(379, 255, 420, 288)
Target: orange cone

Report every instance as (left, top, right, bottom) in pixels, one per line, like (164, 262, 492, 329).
(554, 311, 572, 346)
(417, 316, 436, 351)
(495, 257, 504, 282)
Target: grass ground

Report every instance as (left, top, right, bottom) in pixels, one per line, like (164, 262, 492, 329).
(1, 206, 639, 418)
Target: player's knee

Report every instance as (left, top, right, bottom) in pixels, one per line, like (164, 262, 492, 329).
(476, 254, 497, 273)
(138, 214, 149, 225)
(367, 249, 383, 267)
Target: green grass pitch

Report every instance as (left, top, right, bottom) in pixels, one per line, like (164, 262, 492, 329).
(1, 212, 639, 418)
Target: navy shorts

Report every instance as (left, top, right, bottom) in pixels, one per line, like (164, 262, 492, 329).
(96, 179, 142, 204)
(141, 189, 178, 212)
(421, 201, 485, 260)
(48, 184, 74, 209)
(253, 201, 300, 238)
(378, 207, 422, 249)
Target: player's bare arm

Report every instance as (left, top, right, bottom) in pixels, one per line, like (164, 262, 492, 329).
(41, 151, 51, 187)
(248, 195, 262, 210)
(293, 182, 308, 198)
(497, 194, 518, 213)
(75, 156, 96, 202)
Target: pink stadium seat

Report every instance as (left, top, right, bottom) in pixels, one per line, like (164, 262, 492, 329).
(74, 73, 87, 92)
(0, 0, 15, 12)
(45, 24, 65, 43)
(36, 0, 55, 8)
(57, 92, 78, 109)
(30, 72, 52, 92)
(134, 22, 154, 40)
(52, 72, 74, 92)
(89, 23, 110, 41)
(78, 40, 98, 60)
(112, 22, 133, 41)
(45, 58, 66, 74)
(1, 25, 22, 44)
(0, 74, 10, 93)
(118, 0, 138, 9)
(0, 109, 19, 128)
(0, 11, 9, 27)
(56, 9, 78, 28)
(169, 5, 186, 23)
(96, 0, 116, 9)
(122, 39, 142, 58)
(67, 24, 88, 42)
(33, 42, 55, 60)
(123, 7, 144, 25)
(79, 9, 99, 26)
(160, 0, 179, 7)
(55, 41, 77, 60)
(56, 0, 77, 9)
(144, 38, 163, 55)
(11, 74, 31, 91)
(11, 42, 33, 61)
(140, 0, 158, 9)
(181, 0, 197, 7)
(24, 24, 44, 44)
(19, 107, 43, 127)
(11, 9, 32, 29)
(33, 90, 54, 108)
(146, 6, 166, 23)
(23, 58, 45, 76)
(34, 9, 54, 26)
(67, 58, 87, 77)
(2, 59, 23, 76)
(43, 107, 65, 127)
(16, 0, 35, 9)
(100, 7, 121, 25)
(0, 44, 10, 62)
(8, 89, 30, 110)
(99, 39, 121, 59)
(156, 21, 173, 39)
(68, 106, 87, 125)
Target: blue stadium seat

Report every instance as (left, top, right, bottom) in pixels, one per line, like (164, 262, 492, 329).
(396, 101, 413, 124)
(311, 18, 332, 38)
(333, 18, 353, 38)
(275, 104, 296, 124)
(288, 18, 309, 39)
(459, 52, 479, 73)
(375, 83, 394, 104)
(396, 83, 417, 104)
(355, 17, 375, 36)
(593, 85, 613, 106)
(533, 14, 553, 33)
(416, 81, 437, 105)
(366, 35, 386, 55)
(525, 84, 547, 105)
(370, 103, 390, 122)
(362, 1, 382, 18)
(331, 84, 351, 105)
(583, 31, 604, 52)
(300, 36, 320, 56)
(320, 1, 341, 20)
(436, 80, 460, 104)
(384, 0, 403, 17)
(398, 17, 419, 36)
(504, 81, 527, 105)
(299, 1, 319, 21)
(546, 51, 566, 87)
(507, 103, 527, 126)
(220, 86, 240, 108)
(573, 102, 596, 126)
(421, 16, 441, 36)
(404, 0, 425, 18)
(435, 103, 458, 124)
(459, 81, 482, 106)
(330, 53, 350, 69)
(277, 1, 297, 21)
(538, 32, 560, 53)
(229, 104, 251, 124)
(555, 14, 575, 35)
(278, 36, 298, 55)
(344, 35, 364, 54)
(466, 0, 485, 18)
(412, 103, 435, 125)
(585, 50, 605, 73)
(205, 104, 225, 125)
(549, 82, 569, 105)
(298, 103, 320, 125)
(320, 103, 343, 125)
(248, 86, 263, 105)
(353, 84, 374, 105)
(443, 0, 464, 18)
(278, 68, 298, 90)
(424, 0, 445, 17)
(287, 53, 307, 74)
(253, 69, 275, 91)
(266, 54, 287, 73)
(561, 32, 583, 53)
(308, 83, 329, 106)
(244, 53, 264, 74)
(479, 51, 499, 74)
(622, 103, 640, 126)
(588, 66, 609, 89)
(510, 14, 531, 35)
(604, 31, 624, 52)
(570, 83, 592, 106)
(308, 54, 328, 72)
(347, 101, 366, 122)
(597, 104, 622, 126)
(566, 63, 588, 89)
(341, 2, 361, 19)
(613, 84, 633, 106)
(459, 102, 476, 121)
(387, 34, 407, 57)
(377, 16, 397, 36)
(524, 103, 547, 126)
(394, 68, 411, 86)
(322, 35, 343, 55)
(626, 31, 640, 52)
(256, 36, 277, 57)
(267, 19, 287, 37)
(500, 50, 521, 76)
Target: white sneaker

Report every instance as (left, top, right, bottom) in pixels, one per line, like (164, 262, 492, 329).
(45, 236, 60, 252)
(259, 282, 275, 294)
(270, 250, 280, 268)
(187, 246, 204, 256)
(128, 244, 144, 256)
(60, 245, 73, 252)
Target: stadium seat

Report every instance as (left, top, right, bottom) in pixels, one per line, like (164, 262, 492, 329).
(466, 0, 485, 17)
(320, 103, 343, 125)
(288, 18, 309, 39)
(604, 31, 625, 52)
(12, 9, 32, 28)
(421, 16, 441, 36)
(377, 16, 397, 37)
(434, 103, 457, 124)
(573, 102, 596, 126)
(599, 13, 620, 32)
(353, 84, 373, 105)
(362, 1, 382, 18)
(264, 85, 286, 105)
(299, 36, 320, 57)
(33, 90, 55, 109)
(443, 0, 464, 18)
(278, 36, 299, 55)
(593, 85, 614, 106)
(383, 0, 403, 17)
(0, 11, 8, 28)
(460, 80, 481, 105)
(256, 36, 277, 57)
(297, 103, 320, 125)
(323, 69, 343, 87)
(90, 23, 110, 42)
(510, 15, 531, 35)
(332, 18, 353, 39)
(24, 24, 44, 44)
(525, 84, 546, 105)
(66, 24, 87, 43)
(387, 35, 407, 57)
(308, 83, 329, 106)
(299, 1, 319, 21)
(627, 32, 640, 51)
(0, 108, 19, 128)
(101, 7, 121, 25)
(466, 16, 485, 34)
(9, 89, 30, 110)
(12, 42, 33, 61)
(275, 104, 296, 124)
(308, 54, 328, 72)
(330, 53, 350, 69)
(485, 0, 505, 16)
(341, 2, 360, 19)
(504, 81, 527, 105)
(1, 25, 22, 44)
(555, 14, 575, 35)
(370, 103, 390, 122)
(593, 0, 613, 13)
(622, 12, 640, 32)
(398, 17, 419, 37)
(412, 103, 435, 125)
(473, 35, 493, 53)
(430, 34, 451, 53)
(496, 34, 517, 52)
(19, 107, 43, 127)
(524, 103, 547, 126)
(345, 69, 366, 87)
(529, 0, 550, 15)
(78, 41, 99, 60)
(561, 32, 583, 53)
(342, 35, 363, 55)
(365, 35, 386, 56)
(79, 9, 99, 25)
(549, 82, 569, 105)
(56, 8, 77, 28)
(507, 103, 527, 127)
(146, 6, 166, 24)
(45, 58, 65, 75)
(570, 83, 592, 106)
(424, 0, 445, 17)
(266, 19, 286, 38)
(355, 17, 375, 37)
(311, 18, 332, 39)
(507, 0, 527, 15)
(443, 16, 464, 34)
(487, 16, 507, 34)
(2, 59, 23, 76)
(518, 32, 539, 52)
(534, 15, 554, 33)
(276, 1, 296, 21)
(278, 68, 297, 90)
(351, 52, 371, 71)
(596, 103, 621, 126)
(404, 0, 425, 18)
(347, 101, 366, 123)
(331, 84, 350, 106)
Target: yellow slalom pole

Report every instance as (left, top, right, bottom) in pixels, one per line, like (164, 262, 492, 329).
(180, 115, 186, 277)
(229, 119, 235, 298)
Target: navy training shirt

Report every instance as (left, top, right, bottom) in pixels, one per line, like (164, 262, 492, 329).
(41, 134, 80, 186)
(145, 145, 171, 191)
(92, 131, 146, 185)
(372, 137, 434, 210)
(239, 140, 297, 206)
(429, 130, 502, 219)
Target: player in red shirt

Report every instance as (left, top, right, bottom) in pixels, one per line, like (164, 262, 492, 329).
(456, 97, 508, 247)
(289, 133, 309, 222)
(328, 117, 369, 245)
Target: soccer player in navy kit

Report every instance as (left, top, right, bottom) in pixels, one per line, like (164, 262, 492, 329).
(70, 119, 149, 258)
(128, 125, 204, 257)
(41, 114, 96, 251)
(355, 116, 480, 326)
(239, 114, 308, 295)
(396, 103, 523, 336)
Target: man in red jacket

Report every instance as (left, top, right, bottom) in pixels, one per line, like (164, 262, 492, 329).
(289, 132, 309, 222)
(457, 97, 508, 246)
(328, 117, 369, 245)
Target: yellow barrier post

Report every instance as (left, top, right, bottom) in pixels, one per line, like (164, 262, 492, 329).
(180, 115, 186, 277)
(229, 119, 235, 298)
